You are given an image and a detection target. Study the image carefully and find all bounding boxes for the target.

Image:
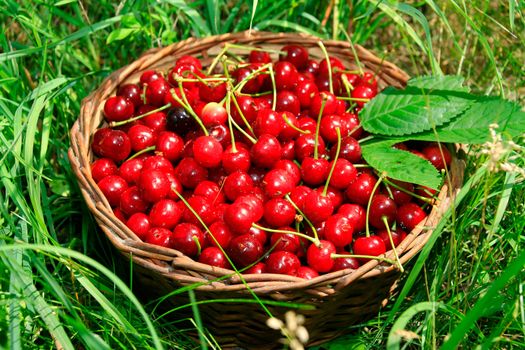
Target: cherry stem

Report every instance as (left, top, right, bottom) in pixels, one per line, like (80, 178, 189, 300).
(333, 68, 362, 75)
(340, 73, 354, 98)
(323, 127, 342, 196)
(354, 164, 371, 168)
(317, 41, 333, 94)
(284, 194, 320, 244)
(233, 63, 272, 94)
(330, 253, 397, 266)
(109, 103, 171, 127)
(337, 96, 370, 102)
(268, 64, 277, 111)
(230, 93, 255, 136)
(383, 178, 433, 204)
(207, 45, 230, 75)
(251, 223, 318, 246)
(225, 92, 237, 152)
(225, 43, 284, 55)
(313, 97, 327, 160)
(192, 236, 202, 256)
(281, 113, 309, 134)
(365, 175, 384, 238)
(127, 145, 155, 160)
(169, 84, 209, 136)
(382, 216, 404, 273)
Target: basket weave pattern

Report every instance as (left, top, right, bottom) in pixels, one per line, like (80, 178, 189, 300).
(69, 31, 464, 347)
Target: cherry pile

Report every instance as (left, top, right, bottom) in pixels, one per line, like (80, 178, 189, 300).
(91, 44, 452, 277)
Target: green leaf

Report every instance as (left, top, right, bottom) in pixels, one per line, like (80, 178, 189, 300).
(361, 140, 442, 189)
(407, 74, 467, 91)
(106, 28, 138, 44)
(360, 86, 473, 136)
(411, 97, 525, 143)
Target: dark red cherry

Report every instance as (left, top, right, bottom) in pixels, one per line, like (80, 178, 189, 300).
(331, 251, 360, 271)
(104, 96, 134, 122)
(172, 223, 205, 257)
(127, 124, 156, 152)
(351, 84, 377, 108)
(251, 134, 282, 169)
(324, 214, 354, 247)
(119, 186, 148, 215)
(345, 172, 378, 206)
(320, 114, 348, 144)
(279, 44, 309, 69)
(138, 169, 170, 203)
(318, 56, 345, 76)
(377, 228, 407, 250)
(126, 212, 150, 240)
(182, 195, 215, 227)
(91, 158, 118, 183)
(368, 194, 397, 229)
(231, 95, 258, 125)
(264, 198, 296, 228)
(199, 247, 229, 269)
(342, 112, 363, 139)
(249, 49, 272, 63)
(274, 61, 299, 91)
(245, 262, 267, 274)
(353, 236, 386, 263)
(332, 136, 361, 163)
(275, 90, 300, 115)
(140, 70, 162, 85)
(262, 169, 294, 198)
(397, 203, 427, 231)
(289, 186, 313, 209)
(92, 128, 132, 163)
(296, 266, 319, 279)
(166, 107, 198, 137)
(205, 220, 233, 248)
(254, 109, 283, 137)
(117, 83, 143, 107)
(149, 199, 182, 229)
(228, 234, 264, 268)
(388, 180, 415, 206)
(144, 78, 170, 106)
(422, 144, 452, 171)
(97, 175, 128, 207)
(306, 240, 336, 273)
(175, 158, 208, 189)
(337, 203, 366, 233)
(294, 133, 326, 162)
(224, 201, 256, 234)
(145, 227, 173, 248)
(266, 251, 301, 275)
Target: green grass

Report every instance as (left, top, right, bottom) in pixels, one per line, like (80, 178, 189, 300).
(1, 0, 524, 349)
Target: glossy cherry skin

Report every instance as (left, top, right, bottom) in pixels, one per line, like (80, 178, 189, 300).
(138, 169, 170, 203)
(253, 109, 283, 137)
(249, 49, 271, 63)
(324, 214, 354, 247)
(342, 112, 363, 139)
(175, 158, 208, 189)
(397, 203, 427, 231)
(149, 199, 182, 229)
(119, 186, 149, 215)
(389, 180, 415, 206)
(194, 180, 225, 204)
(224, 201, 256, 234)
(279, 44, 309, 69)
(368, 194, 397, 229)
(301, 157, 329, 186)
(145, 227, 173, 248)
(142, 155, 174, 173)
(270, 230, 301, 253)
(289, 185, 313, 209)
(353, 236, 386, 263)
(231, 95, 259, 125)
(126, 213, 150, 240)
(337, 203, 366, 233)
(294, 80, 318, 108)
(274, 61, 299, 91)
(118, 158, 143, 185)
(296, 266, 319, 279)
(266, 251, 301, 275)
(223, 170, 254, 201)
(144, 78, 170, 106)
(103, 95, 134, 122)
(262, 169, 294, 198)
(97, 175, 128, 207)
(422, 144, 452, 171)
(377, 228, 407, 250)
(302, 191, 334, 223)
(182, 195, 215, 227)
(128, 124, 157, 152)
(205, 220, 233, 248)
(142, 110, 167, 134)
(155, 131, 184, 162)
(345, 172, 378, 206)
(331, 251, 360, 272)
(228, 234, 264, 268)
(117, 83, 143, 107)
(198, 247, 229, 269)
(251, 134, 282, 169)
(91, 158, 118, 183)
(351, 84, 377, 108)
(274, 159, 301, 186)
(328, 159, 358, 190)
(172, 223, 205, 257)
(199, 81, 227, 103)
(319, 114, 348, 144)
(192, 135, 223, 168)
(140, 70, 162, 85)
(310, 91, 338, 118)
(294, 133, 326, 162)
(221, 145, 251, 174)
(307, 240, 336, 273)
(315, 186, 344, 211)
(263, 198, 296, 228)
(275, 90, 300, 115)
(92, 128, 132, 163)
(318, 56, 345, 76)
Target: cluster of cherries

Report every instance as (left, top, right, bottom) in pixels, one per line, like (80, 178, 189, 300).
(90, 43, 452, 278)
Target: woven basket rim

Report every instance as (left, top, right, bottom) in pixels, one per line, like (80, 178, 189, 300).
(69, 30, 464, 296)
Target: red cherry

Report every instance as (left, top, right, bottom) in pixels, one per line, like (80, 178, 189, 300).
(296, 116, 317, 135)
(194, 180, 224, 204)
(126, 212, 150, 240)
(320, 115, 348, 144)
(92, 128, 132, 163)
(145, 227, 173, 248)
(205, 220, 233, 248)
(138, 169, 170, 203)
(91, 158, 118, 183)
(199, 81, 227, 103)
(264, 198, 296, 227)
(245, 262, 267, 274)
(279, 112, 301, 141)
(182, 195, 215, 227)
(165, 172, 183, 200)
(262, 169, 294, 198)
(142, 155, 174, 173)
(117, 83, 143, 107)
(388, 180, 415, 206)
(397, 203, 427, 231)
(144, 78, 170, 106)
(249, 49, 271, 63)
(127, 124, 156, 152)
(324, 214, 354, 247)
(318, 56, 345, 76)
(234, 66, 263, 94)
(247, 225, 268, 246)
(368, 194, 397, 229)
(253, 109, 283, 137)
(332, 136, 361, 163)
(315, 186, 344, 210)
(289, 186, 313, 209)
(176, 55, 203, 70)
(310, 91, 338, 118)
(200, 102, 227, 126)
(228, 234, 264, 268)
(119, 186, 149, 215)
(294, 80, 319, 108)
(266, 251, 300, 275)
(422, 144, 452, 171)
(231, 95, 258, 125)
(141, 110, 167, 134)
(140, 70, 162, 85)
(296, 266, 319, 279)
(342, 112, 363, 139)
(345, 172, 378, 206)
(199, 247, 229, 269)
(328, 159, 357, 189)
(175, 158, 208, 189)
(147, 199, 182, 229)
(224, 201, 256, 234)
(274, 61, 299, 91)
(223, 170, 254, 201)
(304, 59, 320, 75)
(221, 145, 251, 174)
(251, 134, 282, 169)
(294, 133, 326, 162)
(155, 131, 184, 162)
(331, 251, 360, 271)
(302, 191, 334, 223)
(307, 240, 336, 273)
(351, 84, 377, 108)
(377, 228, 407, 250)
(104, 96, 134, 122)
(172, 223, 205, 257)
(192, 135, 223, 168)
(279, 45, 309, 70)
(337, 203, 366, 233)
(353, 236, 386, 263)
(118, 158, 144, 185)
(275, 90, 300, 115)
(273, 159, 301, 186)
(301, 157, 329, 186)
(97, 175, 128, 207)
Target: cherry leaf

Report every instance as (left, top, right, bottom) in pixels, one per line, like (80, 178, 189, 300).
(361, 140, 442, 190)
(407, 75, 468, 91)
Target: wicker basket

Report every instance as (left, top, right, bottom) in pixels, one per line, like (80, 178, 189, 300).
(69, 31, 464, 348)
